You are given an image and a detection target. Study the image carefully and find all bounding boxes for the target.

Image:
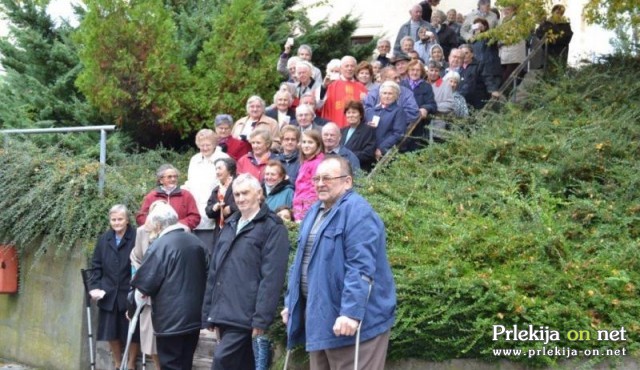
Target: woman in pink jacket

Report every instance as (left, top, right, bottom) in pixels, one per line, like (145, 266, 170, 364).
(292, 130, 325, 221)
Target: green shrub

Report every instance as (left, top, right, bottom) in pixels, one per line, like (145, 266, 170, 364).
(358, 55, 640, 365)
(0, 139, 191, 257)
(1, 56, 639, 367)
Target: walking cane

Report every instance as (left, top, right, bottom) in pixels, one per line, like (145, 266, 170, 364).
(283, 349, 291, 370)
(353, 276, 374, 370)
(120, 292, 147, 370)
(80, 269, 98, 370)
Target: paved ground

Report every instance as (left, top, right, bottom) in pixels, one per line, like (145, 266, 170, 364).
(0, 360, 35, 370)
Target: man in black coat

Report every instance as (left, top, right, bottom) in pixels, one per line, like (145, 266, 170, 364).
(131, 203, 207, 370)
(202, 174, 290, 370)
(458, 44, 501, 110)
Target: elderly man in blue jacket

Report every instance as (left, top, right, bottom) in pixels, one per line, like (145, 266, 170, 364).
(281, 156, 396, 369)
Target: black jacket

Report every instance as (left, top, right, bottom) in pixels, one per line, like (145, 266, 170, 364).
(202, 203, 290, 330)
(459, 57, 501, 110)
(89, 225, 136, 312)
(205, 181, 238, 228)
(435, 24, 459, 59)
(265, 107, 296, 122)
(132, 228, 207, 336)
(341, 123, 377, 172)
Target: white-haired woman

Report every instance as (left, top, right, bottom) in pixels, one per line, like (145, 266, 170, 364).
(364, 80, 407, 161)
(232, 95, 280, 150)
(443, 71, 469, 118)
(89, 205, 139, 370)
(325, 58, 341, 82)
(184, 129, 229, 248)
(265, 90, 296, 129)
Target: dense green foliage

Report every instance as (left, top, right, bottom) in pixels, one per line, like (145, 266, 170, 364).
(192, 0, 279, 124)
(0, 0, 108, 153)
(74, 0, 194, 148)
(0, 141, 190, 256)
(357, 56, 640, 364)
(2, 56, 639, 366)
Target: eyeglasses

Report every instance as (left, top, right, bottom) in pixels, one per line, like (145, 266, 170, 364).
(312, 175, 348, 184)
(162, 175, 178, 179)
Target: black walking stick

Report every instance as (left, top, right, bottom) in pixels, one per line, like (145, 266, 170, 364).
(80, 268, 100, 370)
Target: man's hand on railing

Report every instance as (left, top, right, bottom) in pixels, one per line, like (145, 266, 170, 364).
(375, 149, 383, 161)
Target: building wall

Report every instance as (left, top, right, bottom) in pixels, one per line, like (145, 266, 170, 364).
(0, 247, 89, 370)
(297, 0, 613, 66)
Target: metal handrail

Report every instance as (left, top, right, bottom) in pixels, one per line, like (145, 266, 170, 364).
(367, 116, 421, 179)
(484, 35, 548, 110)
(0, 125, 117, 196)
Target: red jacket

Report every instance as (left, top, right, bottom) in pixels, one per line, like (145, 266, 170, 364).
(136, 187, 201, 230)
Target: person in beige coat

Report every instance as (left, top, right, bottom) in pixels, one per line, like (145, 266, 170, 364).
(498, 5, 527, 83)
(232, 96, 281, 151)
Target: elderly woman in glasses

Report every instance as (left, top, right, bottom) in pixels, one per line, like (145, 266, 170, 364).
(136, 164, 200, 232)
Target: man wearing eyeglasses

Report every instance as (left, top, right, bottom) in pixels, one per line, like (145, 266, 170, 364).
(281, 156, 397, 369)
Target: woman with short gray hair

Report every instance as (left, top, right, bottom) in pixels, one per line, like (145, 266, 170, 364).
(136, 164, 200, 231)
(232, 96, 280, 151)
(89, 204, 139, 370)
(364, 80, 408, 161)
(443, 71, 469, 118)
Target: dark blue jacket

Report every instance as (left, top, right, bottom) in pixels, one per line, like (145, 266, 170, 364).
(89, 225, 136, 312)
(341, 123, 376, 172)
(365, 102, 407, 154)
(276, 150, 301, 185)
(285, 190, 396, 351)
(400, 79, 437, 114)
(459, 57, 501, 110)
(202, 203, 290, 330)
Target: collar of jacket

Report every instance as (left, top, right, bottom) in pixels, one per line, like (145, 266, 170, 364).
(225, 202, 271, 231)
(248, 151, 274, 166)
(375, 101, 399, 111)
(108, 225, 135, 249)
(158, 224, 185, 239)
(155, 186, 182, 196)
(297, 77, 316, 90)
(279, 150, 299, 163)
(263, 178, 293, 196)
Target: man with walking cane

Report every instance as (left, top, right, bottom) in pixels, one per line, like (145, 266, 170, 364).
(281, 156, 397, 369)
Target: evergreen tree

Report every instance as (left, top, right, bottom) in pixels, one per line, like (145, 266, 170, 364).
(74, 0, 194, 148)
(192, 0, 279, 121)
(293, 15, 377, 69)
(0, 0, 109, 153)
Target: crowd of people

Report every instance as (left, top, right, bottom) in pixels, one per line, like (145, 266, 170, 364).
(86, 2, 573, 369)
